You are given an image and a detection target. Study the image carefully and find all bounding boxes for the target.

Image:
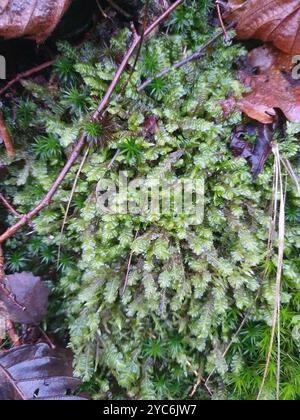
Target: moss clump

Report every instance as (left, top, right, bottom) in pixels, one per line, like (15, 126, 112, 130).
(1, 2, 299, 400)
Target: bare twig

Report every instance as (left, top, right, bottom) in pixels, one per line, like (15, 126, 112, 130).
(203, 312, 249, 391)
(121, 0, 150, 94)
(0, 133, 86, 244)
(57, 146, 91, 267)
(0, 194, 20, 218)
(187, 360, 212, 398)
(216, 0, 229, 41)
(0, 0, 183, 246)
(0, 111, 15, 157)
(0, 193, 34, 231)
(0, 244, 4, 280)
(138, 29, 225, 92)
(96, 0, 109, 18)
(257, 144, 285, 401)
(0, 60, 54, 96)
(198, 288, 261, 396)
(281, 158, 300, 196)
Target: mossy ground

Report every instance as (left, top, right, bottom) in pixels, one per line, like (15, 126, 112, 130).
(1, 1, 300, 400)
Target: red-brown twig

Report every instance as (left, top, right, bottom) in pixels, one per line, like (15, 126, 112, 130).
(0, 0, 183, 246)
(0, 111, 15, 157)
(0, 193, 22, 219)
(0, 133, 86, 244)
(121, 0, 150, 94)
(0, 193, 34, 230)
(0, 60, 54, 96)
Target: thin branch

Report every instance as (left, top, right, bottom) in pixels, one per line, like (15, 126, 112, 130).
(0, 111, 15, 157)
(107, 149, 121, 169)
(201, 289, 262, 395)
(203, 313, 249, 391)
(96, 0, 109, 19)
(0, 194, 20, 218)
(93, 0, 184, 121)
(0, 244, 4, 280)
(281, 158, 300, 196)
(57, 146, 91, 267)
(0, 60, 54, 96)
(138, 29, 225, 92)
(187, 360, 212, 398)
(0, 0, 183, 245)
(216, 0, 229, 41)
(0, 133, 86, 244)
(257, 145, 285, 401)
(121, 0, 150, 94)
(0, 193, 34, 229)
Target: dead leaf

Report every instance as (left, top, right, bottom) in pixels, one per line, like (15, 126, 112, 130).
(0, 0, 71, 43)
(0, 272, 49, 324)
(0, 343, 86, 400)
(230, 122, 273, 177)
(225, 0, 300, 55)
(237, 45, 300, 123)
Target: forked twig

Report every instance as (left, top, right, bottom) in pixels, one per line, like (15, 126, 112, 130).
(121, 0, 150, 94)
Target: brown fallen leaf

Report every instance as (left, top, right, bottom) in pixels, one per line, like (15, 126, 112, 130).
(225, 0, 300, 55)
(0, 0, 71, 43)
(240, 45, 300, 123)
(221, 45, 300, 123)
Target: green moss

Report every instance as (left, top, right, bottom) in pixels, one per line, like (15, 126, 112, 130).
(1, 1, 299, 400)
